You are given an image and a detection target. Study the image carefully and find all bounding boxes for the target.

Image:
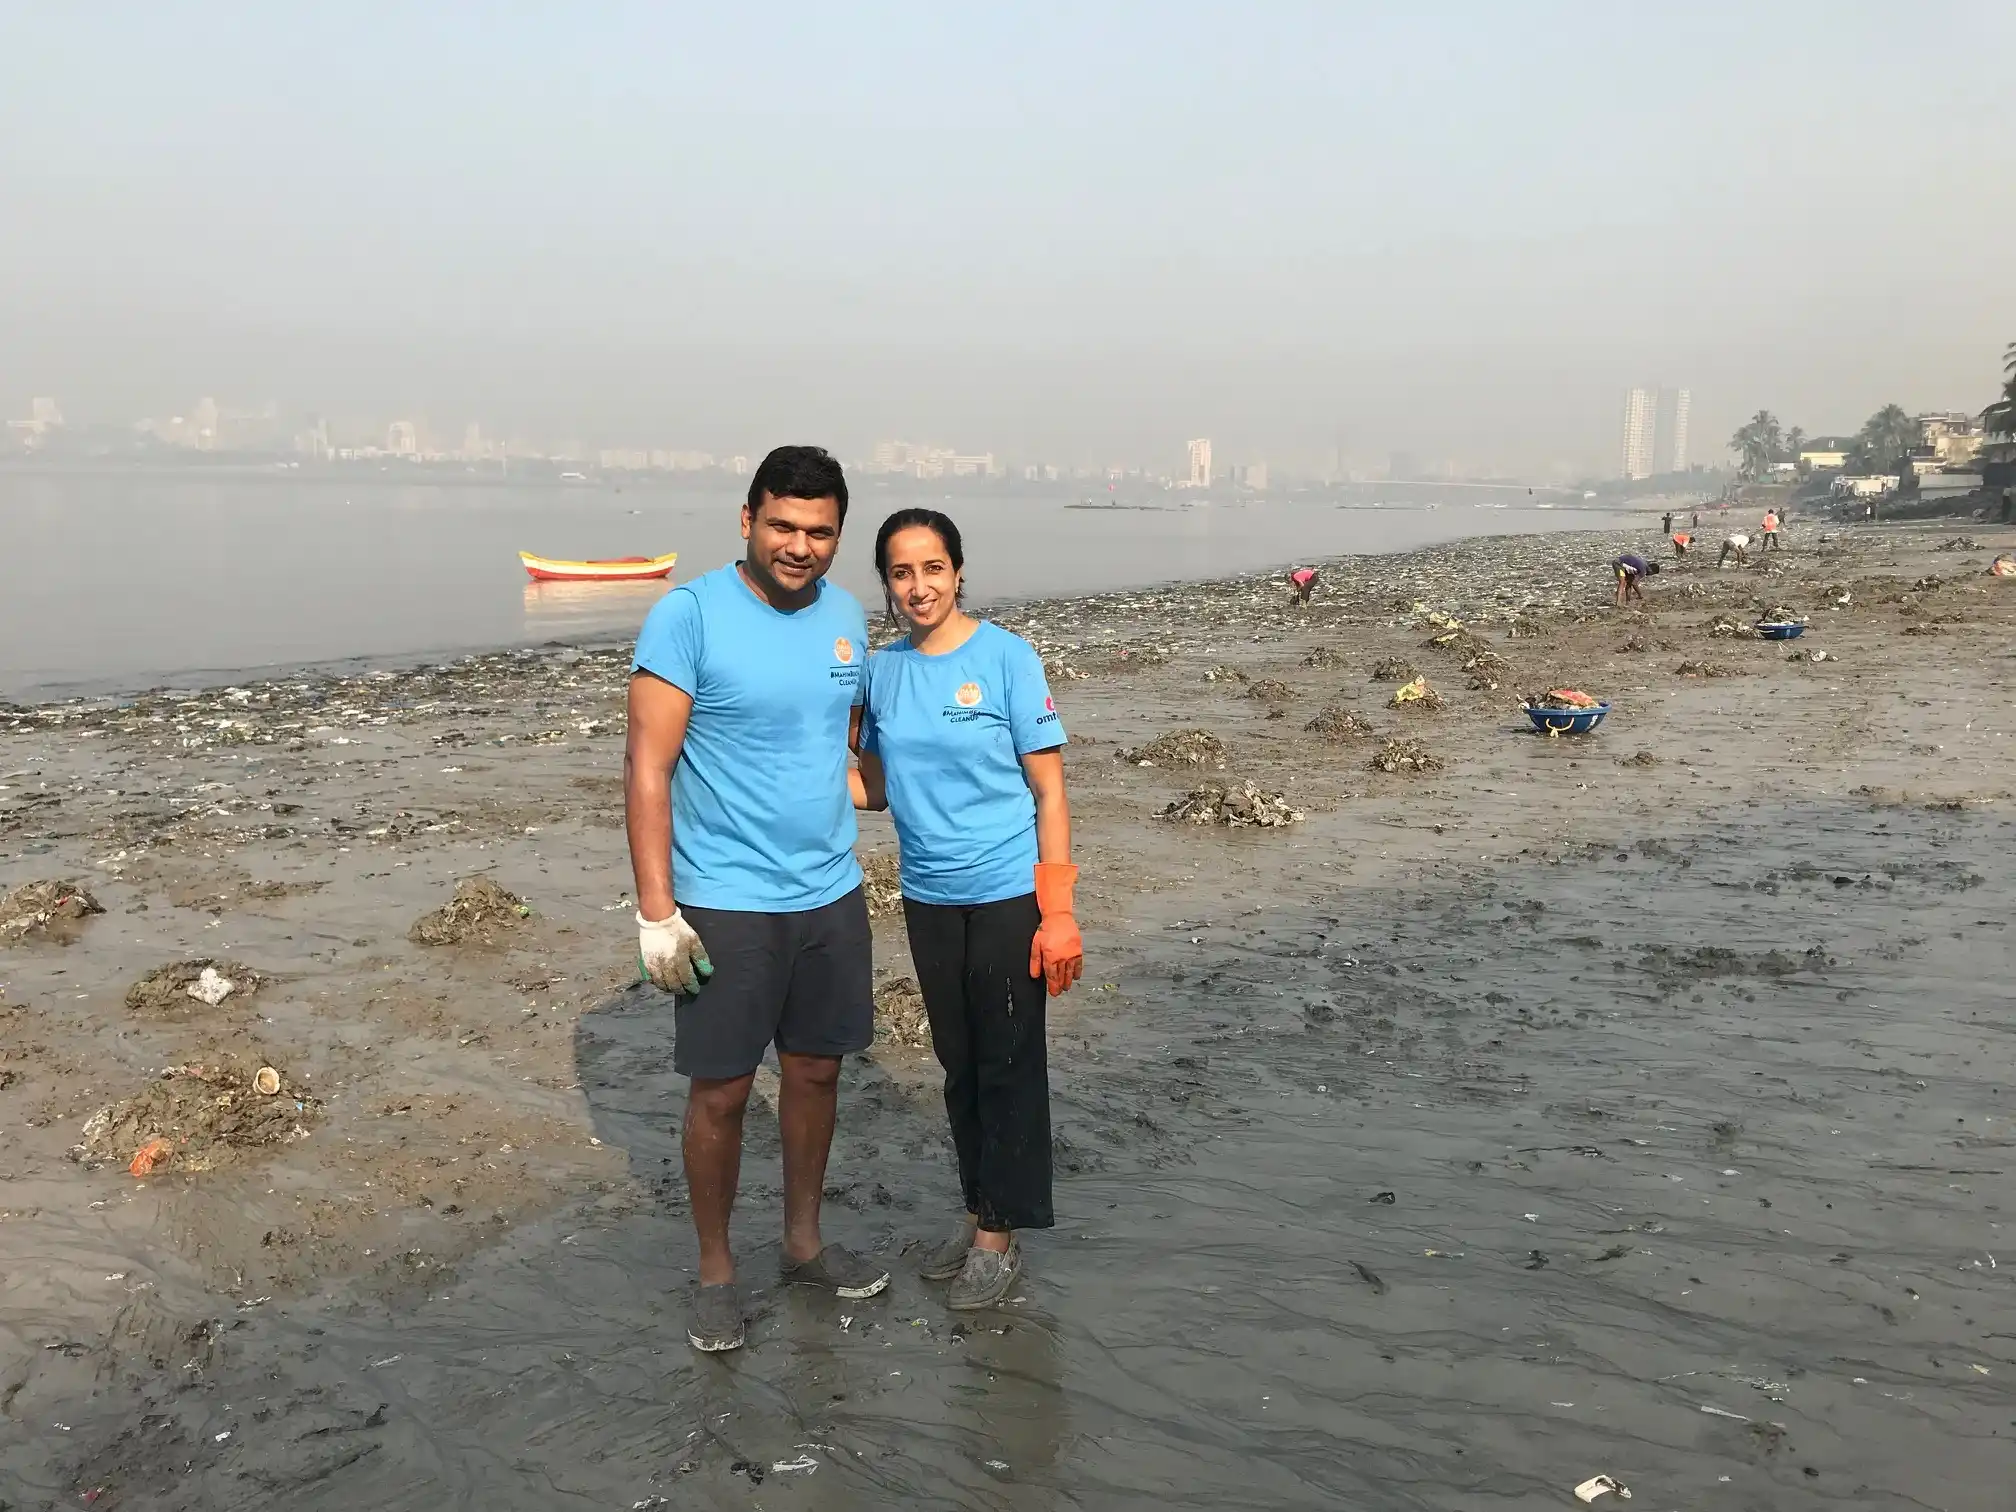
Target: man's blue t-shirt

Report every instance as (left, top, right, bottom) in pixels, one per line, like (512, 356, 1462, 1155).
(633, 562, 867, 913)
(861, 621, 1065, 907)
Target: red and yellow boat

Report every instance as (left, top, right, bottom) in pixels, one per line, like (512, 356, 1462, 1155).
(519, 550, 677, 583)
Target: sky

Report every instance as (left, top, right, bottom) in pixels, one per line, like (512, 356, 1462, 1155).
(4, 2, 2013, 476)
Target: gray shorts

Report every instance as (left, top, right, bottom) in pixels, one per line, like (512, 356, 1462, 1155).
(672, 886, 874, 1080)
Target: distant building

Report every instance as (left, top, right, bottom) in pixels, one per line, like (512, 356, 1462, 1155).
(1233, 462, 1269, 490)
(1621, 387, 1657, 480)
(8, 397, 64, 448)
(1668, 389, 1691, 473)
(1915, 412, 1984, 471)
(386, 420, 419, 458)
(1187, 438, 1212, 488)
(730, 456, 750, 476)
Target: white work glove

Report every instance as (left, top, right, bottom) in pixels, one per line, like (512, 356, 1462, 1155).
(637, 908, 713, 996)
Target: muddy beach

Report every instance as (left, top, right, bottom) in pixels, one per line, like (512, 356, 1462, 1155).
(4, 517, 2016, 1510)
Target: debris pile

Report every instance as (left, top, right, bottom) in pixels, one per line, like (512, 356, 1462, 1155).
(1389, 677, 1444, 710)
(1462, 650, 1512, 689)
(1161, 781, 1303, 828)
(1369, 739, 1443, 774)
(1304, 706, 1374, 741)
(1203, 665, 1248, 684)
(1122, 729, 1228, 769)
(0, 879, 105, 941)
(872, 976, 932, 1048)
(1675, 661, 1738, 678)
(860, 852, 903, 919)
(125, 959, 266, 1017)
(74, 1054, 319, 1174)
(408, 877, 531, 947)
(1246, 679, 1296, 703)
(1370, 658, 1417, 683)
(1787, 648, 1833, 664)
(1705, 614, 1758, 639)
(1936, 537, 1980, 551)
(1619, 750, 1660, 768)
(1300, 647, 1347, 669)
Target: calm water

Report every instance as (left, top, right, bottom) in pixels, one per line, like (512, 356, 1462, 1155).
(1, 471, 1625, 699)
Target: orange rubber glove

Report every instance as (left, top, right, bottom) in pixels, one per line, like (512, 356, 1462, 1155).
(1030, 862, 1083, 997)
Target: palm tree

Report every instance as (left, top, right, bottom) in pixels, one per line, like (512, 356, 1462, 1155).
(1782, 426, 1806, 465)
(1853, 403, 1919, 472)
(1728, 410, 1783, 480)
(1983, 340, 2016, 443)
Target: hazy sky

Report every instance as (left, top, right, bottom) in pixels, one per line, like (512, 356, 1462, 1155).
(5, 2, 2012, 474)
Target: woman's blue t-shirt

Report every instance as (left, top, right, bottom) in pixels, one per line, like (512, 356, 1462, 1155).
(861, 621, 1066, 907)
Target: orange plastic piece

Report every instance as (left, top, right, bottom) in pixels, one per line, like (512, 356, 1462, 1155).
(128, 1138, 173, 1177)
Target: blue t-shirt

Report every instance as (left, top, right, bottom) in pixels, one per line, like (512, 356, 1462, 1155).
(862, 621, 1065, 907)
(632, 562, 867, 913)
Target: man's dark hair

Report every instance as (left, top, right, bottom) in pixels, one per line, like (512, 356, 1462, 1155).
(746, 445, 849, 524)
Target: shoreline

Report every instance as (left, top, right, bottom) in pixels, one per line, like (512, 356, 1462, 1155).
(4, 514, 2015, 1506)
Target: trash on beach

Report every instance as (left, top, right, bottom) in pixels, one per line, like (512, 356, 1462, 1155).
(0, 879, 105, 941)
(1246, 679, 1296, 703)
(860, 852, 902, 919)
(1462, 650, 1512, 689)
(1705, 614, 1759, 639)
(408, 876, 531, 947)
(186, 966, 236, 1007)
(1787, 648, 1832, 663)
(1304, 706, 1373, 741)
(1389, 677, 1443, 710)
(1936, 537, 1980, 552)
(1675, 661, 1737, 678)
(1992, 555, 2016, 578)
(1349, 1261, 1387, 1295)
(76, 1055, 321, 1173)
(1526, 688, 1600, 711)
(127, 1137, 173, 1178)
(125, 958, 265, 1017)
(1368, 1190, 1396, 1204)
(1619, 750, 1660, 767)
(872, 976, 932, 1048)
(1301, 646, 1347, 668)
(1370, 658, 1417, 682)
(1203, 664, 1248, 683)
(1574, 1474, 1631, 1503)
(253, 1066, 282, 1096)
(1161, 781, 1303, 828)
(1123, 729, 1228, 769)
(1369, 739, 1442, 774)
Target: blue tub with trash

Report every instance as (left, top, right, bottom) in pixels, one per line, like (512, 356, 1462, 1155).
(1755, 621, 1805, 641)
(1523, 702, 1611, 735)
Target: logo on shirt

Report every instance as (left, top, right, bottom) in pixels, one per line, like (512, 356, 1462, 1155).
(833, 637, 855, 665)
(1044, 695, 1056, 712)
(955, 681, 983, 708)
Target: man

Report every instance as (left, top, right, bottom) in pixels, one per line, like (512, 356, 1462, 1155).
(1760, 509, 1781, 550)
(1612, 552, 1659, 606)
(1661, 510, 1674, 536)
(1718, 531, 1752, 568)
(625, 445, 889, 1354)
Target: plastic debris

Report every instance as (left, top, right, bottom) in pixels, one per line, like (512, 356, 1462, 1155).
(186, 967, 236, 1007)
(1303, 706, 1373, 741)
(408, 877, 531, 946)
(1161, 781, 1303, 828)
(1526, 688, 1600, 711)
(1574, 1474, 1631, 1502)
(128, 1137, 173, 1177)
(1389, 677, 1443, 710)
(872, 977, 932, 1048)
(1369, 738, 1442, 774)
(253, 1066, 282, 1096)
(0, 879, 106, 940)
(1122, 729, 1228, 769)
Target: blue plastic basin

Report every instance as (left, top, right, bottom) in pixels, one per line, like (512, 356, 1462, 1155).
(1756, 622, 1805, 640)
(1524, 703, 1610, 735)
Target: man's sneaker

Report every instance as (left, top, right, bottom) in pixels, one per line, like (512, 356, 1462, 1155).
(947, 1239, 1022, 1311)
(689, 1283, 746, 1353)
(919, 1216, 979, 1282)
(781, 1243, 891, 1300)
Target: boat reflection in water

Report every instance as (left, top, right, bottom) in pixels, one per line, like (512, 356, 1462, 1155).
(521, 578, 672, 643)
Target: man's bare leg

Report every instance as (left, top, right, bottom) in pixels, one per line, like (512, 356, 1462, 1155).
(777, 1051, 842, 1264)
(684, 1071, 755, 1286)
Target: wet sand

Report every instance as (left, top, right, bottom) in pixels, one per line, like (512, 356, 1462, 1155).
(3, 517, 2015, 1509)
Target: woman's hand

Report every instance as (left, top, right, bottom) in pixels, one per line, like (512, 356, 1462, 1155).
(1031, 860, 1082, 996)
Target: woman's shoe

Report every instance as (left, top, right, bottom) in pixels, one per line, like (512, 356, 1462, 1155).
(947, 1238, 1022, 1310)
(919, 1216, 979, 1282)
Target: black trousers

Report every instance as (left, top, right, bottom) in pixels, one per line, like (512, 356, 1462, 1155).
(902, 892, 1054, 1231)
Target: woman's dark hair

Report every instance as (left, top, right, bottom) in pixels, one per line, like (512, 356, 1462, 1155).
(873, 508, 966, 626)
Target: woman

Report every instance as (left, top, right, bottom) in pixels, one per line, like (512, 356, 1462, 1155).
(851, 508, 1082, 1310)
